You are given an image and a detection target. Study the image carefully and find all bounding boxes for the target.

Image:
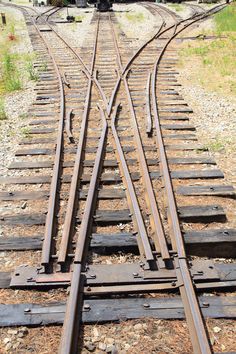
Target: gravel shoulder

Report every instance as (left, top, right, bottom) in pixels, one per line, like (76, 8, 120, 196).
(114, 3, 159, 44)
(176, 17, 236, 187)
(56, 7, 94, 48)
(0, 6, 36, 176)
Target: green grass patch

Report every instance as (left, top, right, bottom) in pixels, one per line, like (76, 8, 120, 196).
(215, 3, 236, 33)
(125, 12, 145, 22)
(0, 98, 7, 121)
(179, 3, 236, 97)
(75, 15, 84, 22)
(169, 4, 183, 12)
(21, 126, 30, 138)
(207, 138, 225, 152)
(1, 51, 22, 92)
(24, 53, 39, 81)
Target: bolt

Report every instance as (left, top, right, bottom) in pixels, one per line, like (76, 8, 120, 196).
(24, 308, 31, 313)
(86, 286, 91, 292)
(202, 302, 209, 308)
(84, 304, 91, 311)
(143, 303, 150, 308)
(89, 274, 96, 279)
(171, 282, 176, 287)
(132, 272, 138, 277)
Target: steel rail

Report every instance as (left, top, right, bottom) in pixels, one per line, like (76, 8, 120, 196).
(108, 12, 123, 73)
(124, 72, 170, 260)
(35, 6, 58, 22)
(93, 70, 109, 110)
(90, 14, 100, 74)
(59, 106, 108, 354)
(122, 1, 227, 76)
(107, 71, 121, 116)
(111, 105, 154, 261)
(149, 10, 226, 354)
(57, 14, 104, 265)
(45, 6, 62, 22)
(24, 19, 66, 270)
(57, 78, 92, 265)
(146, 71, 152, 135)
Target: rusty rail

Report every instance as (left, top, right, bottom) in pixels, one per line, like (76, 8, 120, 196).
(111, 105, 154, 261)
(151, 17, 213, 354)
(57, 78, 92, 266)
(146, 72, 152, 135)
(59, 105, 108, 354)
(124, 71, 170, 260)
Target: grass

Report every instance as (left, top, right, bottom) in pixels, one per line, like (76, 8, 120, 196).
(179, 3, 236, 97)
(169, 4, 183, 12)
(1, 51, 22, 92)
(0, 98, 7, 121)
(75, 15, 84, 22)
(207, 138, 225, 152)
(24, 53, 39, 81)
(125, 12, 145, 22)
(21, 126, 30, 138)
(215, 3, 236, 33)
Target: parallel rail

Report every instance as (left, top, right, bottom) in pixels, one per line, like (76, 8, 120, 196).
(0, 2, 234, 354)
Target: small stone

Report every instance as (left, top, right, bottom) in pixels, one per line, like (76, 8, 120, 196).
(5, 343, 12, 351)
(98, 342, 106, 351)
(13, 342, 20, 349)
(213, 326, 221, 333)
(3, 338, 10, 344)
(18, 332, 24, 338)
(104, 337, 114, 345)
(210, 336, 215, 345)
(19, 327, 28, 335)
(93, 327, 99, 338)
(134, 324, 142, 331)
(221, 344, 226, 350)
(7, 329, 18, 335)
(21, 202, 27, 209)
(84, 342, 96, 352)
(124, 344, 130, 350)
(106, 344, 118, 353)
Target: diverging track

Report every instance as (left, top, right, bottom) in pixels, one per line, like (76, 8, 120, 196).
(0, 2, 235, 354)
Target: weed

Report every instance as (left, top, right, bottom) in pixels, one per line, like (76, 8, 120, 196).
(1, 52, 22, 92)
(126, 12, 145, 22)
(0, 98, 7, 120)
(179, 4, 236, 97)
(215, 3, 236, 33)
(19, 113, 28, 120)
(169, 4, 183, 12)
(8, 33, 16, 41)
(21, 126, 30, 138)
(41, 61, 48, 72)
(207, 138, 225, 152)
(25, 60, 39, 81)
(75, 15, 84, 22)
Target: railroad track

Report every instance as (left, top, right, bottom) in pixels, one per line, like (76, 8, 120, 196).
(0, 2, 235, 353)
